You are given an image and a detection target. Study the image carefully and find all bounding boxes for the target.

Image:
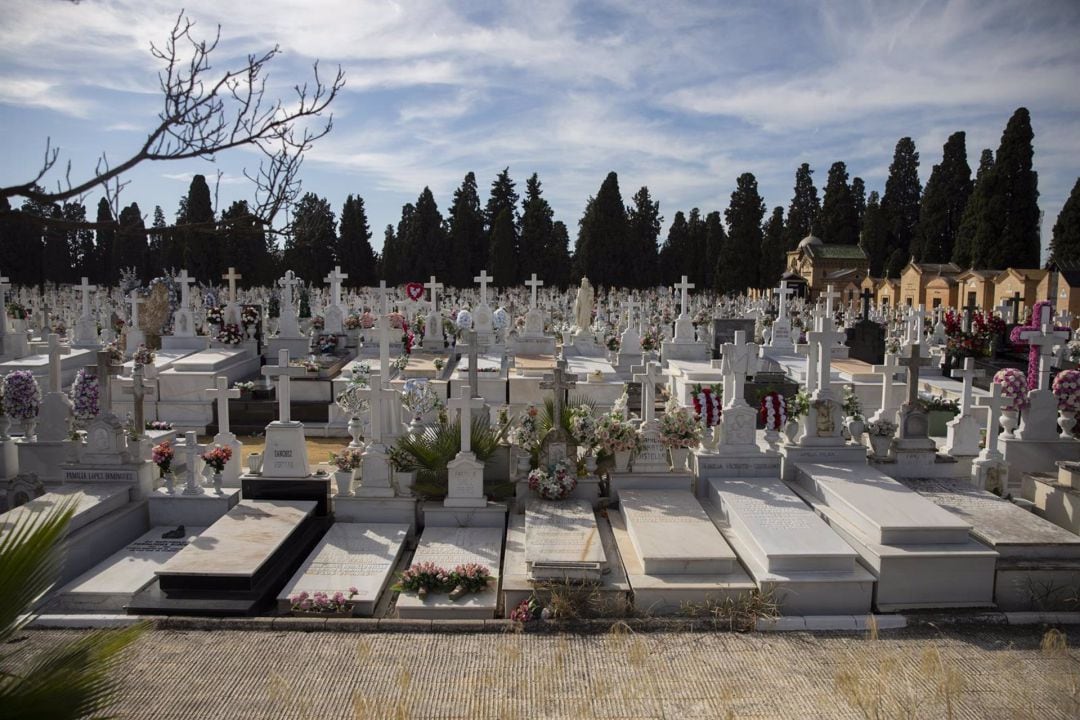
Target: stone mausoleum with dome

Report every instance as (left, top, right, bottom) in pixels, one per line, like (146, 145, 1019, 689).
(783, 234, 870, 302)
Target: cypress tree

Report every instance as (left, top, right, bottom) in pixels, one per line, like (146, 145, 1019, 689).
(861, 191, 890, 277)
(487, 208, 517, 287)
(337, 194, 377, 286)
(627, 186, 661, 288)
(851, 177, 867, 230)
(519, 173, 554, 285)
(95, 198, 117, 286)
(284, 192, 337, 284)
(759, 206, 786, 289)
(973, 108, 1041, 269)
(42, 204, 70, 286)
(659, 211, 689, 286)
(380, 224, 401, 284)
(686, 208, 709, 288)
(65, 201, 95, 279)
(179, 175, 217, 282)
(573, 172, 628, 287)
(704, 210, 726, 291)
(223, 200, 272, 287)
(447, 172, 484, 286)
(880, 137, 922, 277)
(484, 169, 518, 280)
(1049, 178, 1080, 267)
(820, 161, 860, 245)
(404, 188, 447, 281)
(784, 163, 820, 249)
(114, 202, 147, 281)
(549, 221, 572, 289)
(915, 131, 972, 263)
(719, 173, 765, 293)
(953, 149, 994, 268)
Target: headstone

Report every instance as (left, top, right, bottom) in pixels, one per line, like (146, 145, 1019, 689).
(444, 385, 487, 508)
(259, 349, 311, 477)
(942, 357, 984, 458)
(205, 375, 242, 485)
(524, 499, 606, 580)
(1017, 306, 1070, 442)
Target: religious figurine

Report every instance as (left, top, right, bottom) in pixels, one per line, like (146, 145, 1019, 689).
(814, 401, 835, 437)
(572, 277, 594, 332)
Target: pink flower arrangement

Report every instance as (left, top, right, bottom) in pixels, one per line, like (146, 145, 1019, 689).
(993, 368, 1029, 412)
(393, 562, 492, 599)
(759, 392, 787, 430)
(152, 440, 174, 474)
(1009, 300, 1071, 390)
(288, 587, 360, 614)
(528, 459, 577, 500)
(1053, 369, 1080, 412)
(200, 444, 233, 473)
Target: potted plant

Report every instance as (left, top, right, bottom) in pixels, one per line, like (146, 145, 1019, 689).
(842, 384, 865, 444)
(2, 370, 41, 440)
(330, 446, 364, 496)
(785, 390, 811, 443)
(690, 384, 722, 451)
(153, 440, 175, 494)
(993, 368, 1028, 438)
(659, 398, 701, 471)
(1053, 369, 1080, 439)
(594, 409, 641, 472)
(867, 419, 896, 457)
(200, 444, 233, 495)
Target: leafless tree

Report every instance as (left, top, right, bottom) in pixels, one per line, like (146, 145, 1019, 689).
(0, 10, 344, 230)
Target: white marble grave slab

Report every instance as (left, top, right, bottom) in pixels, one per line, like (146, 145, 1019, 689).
(793, 462, 971, 545)
(51, 525, 205, 612)
(277, 523, 408, 615)
(524, 499, 606, 580)
(619, 489, 735, 575)
(168, 348, 252, 373)
(157, 499, 315, 579)
(0, 483, 131, 538)
(395, 526, 502, 619)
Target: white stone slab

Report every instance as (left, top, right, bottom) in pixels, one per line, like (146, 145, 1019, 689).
(619, 489, 735, 575)
(0, 483, 131, 538)
(157, 499, 315, 579)
(51, 525, 205, 612)
(168, 348, 252, 373)
(277, 523, 408, 615)
(395, 526, 502, 619)
(524, 499, 606, 580)
(793, 462, 971, 545)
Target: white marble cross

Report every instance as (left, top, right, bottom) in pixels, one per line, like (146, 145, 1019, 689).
(425, 275, 443, 311)
(205, 376, 240, 436)
(279, 270, 300, 305)
(821, 284, 841, 320)
(1020, 305, 1070, 392)
(623, 298, 640, 329)
(953, 357, 985, 417)
(47, 333, 62, 394)
(377, 280, 391, 389)
(632, 361, 664, 423)
(130, 363, 155, 435)
(774, 280, 795, 319)
(176, 269, 195, 309)
(870, 353, 901, 423)
(976, 383, 1007, 459)
(261, 349, 293, 423)
(898, 343, 933, 405)
(474, 270, 492, 307)
(525, 274, 543, 309)
(448, 384, 486, 454)
(128, 290, 144, 328)
(222, 267, 242, 304)
(78, 277, 96, 319)
(674, 275, 694, 318)
(325, 265, 348, 307)
(182, 430, 208, 495)
(540, 359, 578, 432)
(807, 315, 845, 396)
(721, 330, 759, 408)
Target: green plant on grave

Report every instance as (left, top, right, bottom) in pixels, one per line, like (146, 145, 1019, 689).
(786, 390, 811, 419)
(0, 498, 148, 719)
(393, 416, 512, 499)
(842, 384, 863, 421)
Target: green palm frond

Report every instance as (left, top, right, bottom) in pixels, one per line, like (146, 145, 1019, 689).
(396, 417, 509, 499)
(0, 498, 77, 642)
(540, 393, 596, 437)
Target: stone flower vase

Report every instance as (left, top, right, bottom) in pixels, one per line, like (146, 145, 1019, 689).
(22, 418, 37, 442)
(1059, 410, 1077, 439)
(335, 469, 353, 496)
(1000, 409, 1020, 439)
(162, 471, 175, 495)
(247, 452, 263, 474)
(614, 450, 632, 472)
(846, 418, 864, 446)
(669, 447, 689, 472)
(868, 434, 891, 458)
(784, 420, 800, 444)
(212, 471, 224, 495)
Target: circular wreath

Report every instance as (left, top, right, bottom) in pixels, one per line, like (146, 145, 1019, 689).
(527, 459, 577, 501)
(692, 387, 722, 427)
(759, 391, 787, 430)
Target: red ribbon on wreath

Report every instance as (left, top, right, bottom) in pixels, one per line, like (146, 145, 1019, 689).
(758, 391, 787, 430)
(692, 387, 722, 427)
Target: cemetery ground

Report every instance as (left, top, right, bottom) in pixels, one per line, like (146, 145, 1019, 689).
(11, 623, 1080, 719)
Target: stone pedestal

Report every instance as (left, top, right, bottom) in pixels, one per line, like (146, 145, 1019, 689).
(261, 421, 310, 477)
(148, 486, 240, 526)
(356, 444, 395, 498)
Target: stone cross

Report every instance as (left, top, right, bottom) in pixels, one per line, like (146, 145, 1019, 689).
(898, 344, 933, 405)
(953, 357, 984, 417)
(1019, 305, 1070, 392)
(674, 275, 694, 318)
(721, 330, 759, 408)
(130, 363, 155, 436)
(128, 290, 144, 329)
(448, 384, 486, 454)
(871, 352, 901, 422)
(182, 430, 208, 495)
(279, 270, 300, 306)
(205, 375, 240, 436)
(623, 297, 640, 330)
(377, 281, 391, 389)
(95, 349, 121, 417)
(860, 288, 873, 320)
(807, 316, 845, 396)
(325, 265, 347, 306)
(424, 275, 443, 312)
(473, 270, 492, 307)
(962, 296, 979, 333)
(525, 274, 543, 309)
(540, 359, 578, 434)
(261, 349, 293, 423)
(465, 329, 480, 399)
(1007, 291, 1023, 324)
(775, 280, 795, 319)
(78, 277, 96, 319)
(176, 269, 195, 309)
(360, 376, 386, 444)
(222, 267, 242, 304)
(47, 333, 62, 394)
(821, 284, 841, 319)
(976, 383, 1007, 459)
(632, 361, 664, 424)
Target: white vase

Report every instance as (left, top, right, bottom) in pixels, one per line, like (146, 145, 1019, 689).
(784, 420, 800, 444)
(1000, 409, 1019, 439)
(335, 470, 353, 496)
(247, 452, 263, 474)
(212, 471, 223, 495)
(846, 418, 865, 446)
(22, 418, 37, 442)
(869, 434, 891, 457)
(1059, 410, 1077, 439)
(614, 450, 631, 472)
(669, 447, 689, 472)
(163, 470, 175, 495)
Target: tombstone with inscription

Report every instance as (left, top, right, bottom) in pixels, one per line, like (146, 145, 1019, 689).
(846, 289, 886, 365)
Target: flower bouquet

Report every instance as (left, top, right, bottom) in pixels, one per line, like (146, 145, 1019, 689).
(510, 404, 542, 451)
(70, 368, 99, 422)
(132, 344, 155, 366)
(240, 305, 260, 327)
(691, 385, 722, 428)
(759, 391, 787, 430)
(315, 334, 338, 355)
(330, 447, 364, 472)
(205, 305, 224, 326)
(394, 562, 451, 599)
(447, 563, 493, 600)
(145, 420, 173, 431)
(993, 368, 1029, 412)
(201, 445, 233, 473)
(1053, 369, 1080, 411)
(311, 315, 325, 331)
(103, 339, 124, 364)
(568, 405, 597, 450)
(658, 399, 701, 449)
(528, 459, 577, 500)
(2, 370, 41, 421)
(152, 440, 174, 474)
(216, 323, 244, 345)
(345, 314, 362, 330)
(594, 410, 642, 466)
(288, 587, 360, 616)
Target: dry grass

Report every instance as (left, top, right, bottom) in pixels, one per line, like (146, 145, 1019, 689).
(677, 589, 780, 632)
(528, 580, 613, 621)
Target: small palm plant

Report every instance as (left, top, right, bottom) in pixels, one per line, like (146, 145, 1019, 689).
(0, 499, 147, 719)
(392, 416, 512, 499)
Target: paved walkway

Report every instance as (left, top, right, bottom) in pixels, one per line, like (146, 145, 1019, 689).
(11, 625, 1080, 719)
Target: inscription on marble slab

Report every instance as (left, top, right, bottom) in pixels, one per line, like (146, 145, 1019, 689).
(631, 433, 669, 474)
(64, 468, 138, 484)
(411, 527, 502, 570)
(444, 453, 486, 508)
(619, 489, 735, 575)
(525, 499, 606, 579)
(696, 454, 780, 478)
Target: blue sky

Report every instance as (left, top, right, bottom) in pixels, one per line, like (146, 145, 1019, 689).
(1, 0, 1078, 263)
